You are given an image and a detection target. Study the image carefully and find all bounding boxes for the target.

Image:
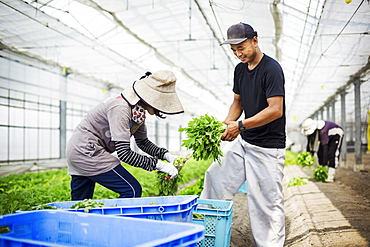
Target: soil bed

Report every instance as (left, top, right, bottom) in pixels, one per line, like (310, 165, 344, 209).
(229, 162, 370, 247)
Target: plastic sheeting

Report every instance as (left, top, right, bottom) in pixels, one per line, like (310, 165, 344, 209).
(0, 0, 369, 129)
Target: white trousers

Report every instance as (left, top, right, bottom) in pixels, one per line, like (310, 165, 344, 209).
(200, 136, 285, 247)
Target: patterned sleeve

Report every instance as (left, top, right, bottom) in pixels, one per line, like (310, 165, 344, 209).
(135, 138, 168, 160)
(115, 141, 157, 171)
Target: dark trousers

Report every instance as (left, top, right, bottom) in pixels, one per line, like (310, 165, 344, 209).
(317, 135, 343, 168)
(70, 164, 142, 200)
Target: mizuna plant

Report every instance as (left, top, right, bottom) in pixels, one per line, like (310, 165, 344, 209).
(157, 114, 226, 196)
(179, 114, 226, 165)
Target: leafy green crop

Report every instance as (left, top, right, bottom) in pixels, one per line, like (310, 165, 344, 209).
(313, 166, 328, 182)
(156, 155, 190, 196)
(0, 158, 212, 215)
(179, 114, 226, 164)
(287, 177, 309, 187)
(0, 169, 71, 214)
(178, 176, 204, 197)
(284, 150, 299, 166)
(297, 152, 315, 168)
(30, 205, 58, 210)
(70, 199, 105, 212)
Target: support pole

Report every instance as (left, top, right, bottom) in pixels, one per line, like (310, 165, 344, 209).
(59, 101, 66, 159)
(354, 79, 363, 171)
(340, 90, 347, 164)
(59, 68, 68, 159)
(326, 105, 330, 120)
(331, 100, 335, 122)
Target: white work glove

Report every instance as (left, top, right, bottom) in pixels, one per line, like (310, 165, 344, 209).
(163, 152, 178, 163)
(156, 160, 178, 179)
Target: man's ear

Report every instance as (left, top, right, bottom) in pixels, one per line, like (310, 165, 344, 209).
(252, 36, 258, 45)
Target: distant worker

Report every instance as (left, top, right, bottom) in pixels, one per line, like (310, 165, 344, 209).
(66, 70, 183, 200)
(301, 118, 344, 182)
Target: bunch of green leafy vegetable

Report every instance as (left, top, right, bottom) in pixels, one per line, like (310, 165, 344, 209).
(287, 177, 309, 187)
(297, 152, 315, 168)
(70, 199, 105, 212)
(179, 114, 226, 164)
(156, 155, 190, 196)
(313, 166, 328, 182)
(31, 205, 58, 210)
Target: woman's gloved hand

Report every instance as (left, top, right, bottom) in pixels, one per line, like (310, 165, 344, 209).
(156, 160, 178, 179)
(163, 152, 178, 163)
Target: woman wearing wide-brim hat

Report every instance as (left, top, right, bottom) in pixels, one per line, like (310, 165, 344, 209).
(66, 70, 184, 200)
(301, 118, 344, 182)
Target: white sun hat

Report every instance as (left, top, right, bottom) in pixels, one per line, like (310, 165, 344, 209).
(301, 118, 326, 136)
(301, 118, 317, 136)
(122, 70, 184, 114)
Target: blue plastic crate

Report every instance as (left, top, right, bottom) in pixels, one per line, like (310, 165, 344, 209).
(237, 182, 248, 193)
(44, 195, 197, 223)
(192, 199, 233, 247)
(0, 210, 204, 247)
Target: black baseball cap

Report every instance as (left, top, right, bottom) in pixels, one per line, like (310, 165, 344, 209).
(221, 23, 258, 45)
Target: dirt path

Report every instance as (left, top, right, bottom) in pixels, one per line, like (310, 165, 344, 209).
(229, 164, 370, 247)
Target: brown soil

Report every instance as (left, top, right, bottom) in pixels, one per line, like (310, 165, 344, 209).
(230, 153, 370, 247)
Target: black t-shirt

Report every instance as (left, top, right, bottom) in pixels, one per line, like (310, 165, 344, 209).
(233, 54, 286, 148)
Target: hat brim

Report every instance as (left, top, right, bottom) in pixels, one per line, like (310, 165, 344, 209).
(134, 80, 184, 115)
(221, 37, 248, 45)
(301, 125, 317, 136)
(121, 85, 140, 106)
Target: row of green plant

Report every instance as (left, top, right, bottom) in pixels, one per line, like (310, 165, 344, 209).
(286, 151, 329, 187)
(1, 150, 303, 215)
(0, 158, 211, 215)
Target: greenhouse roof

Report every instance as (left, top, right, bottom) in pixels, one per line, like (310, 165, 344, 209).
(1, 0, 369, 130)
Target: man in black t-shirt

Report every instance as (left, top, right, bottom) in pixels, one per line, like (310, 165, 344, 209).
(200, 23, 286, 247)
